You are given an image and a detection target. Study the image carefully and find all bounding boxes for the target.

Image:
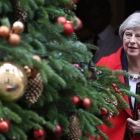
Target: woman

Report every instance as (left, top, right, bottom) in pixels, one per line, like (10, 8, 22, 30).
(91, 12, 140, 140)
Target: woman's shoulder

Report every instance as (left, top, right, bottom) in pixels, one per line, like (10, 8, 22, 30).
(95, 47, 123, 69)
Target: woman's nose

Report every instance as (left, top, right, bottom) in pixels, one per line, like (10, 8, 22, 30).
(130, 35, 136, 43)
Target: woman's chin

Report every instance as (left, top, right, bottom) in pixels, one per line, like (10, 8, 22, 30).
(127, 51, 139, 58)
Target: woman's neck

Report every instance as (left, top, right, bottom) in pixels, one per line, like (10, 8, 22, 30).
(127, 56, 140, 74)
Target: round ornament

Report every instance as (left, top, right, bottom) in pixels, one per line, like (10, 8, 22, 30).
(0, 26, 10, 39)
(52, 125, 62, 138)
(33, 129, 45, 140)
(57, 16, 67, 25)
(12, 21, 24, 34)
(114, 87, 120, 93)
(63, 23, 74, 35)
(82, 98, 91, 109)
(71, 18, 82, 30)
(72, 96, 81, 108)
(112, 83, 116, 88)
(0, 62, 28, 101)
(8, 34, 21, 47)
(100, 107, 108, 119)
(75, 18, 82, 30)
(0, 120, 9, 133)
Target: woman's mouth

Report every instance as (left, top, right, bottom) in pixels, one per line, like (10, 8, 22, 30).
(128, 46, 137, 49)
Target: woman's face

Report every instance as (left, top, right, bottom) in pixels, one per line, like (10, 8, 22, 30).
(123, 28, 140, 58)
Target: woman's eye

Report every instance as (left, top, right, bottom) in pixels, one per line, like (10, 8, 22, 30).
(136, 35, 140, 40)
(125, 33, 131, 36)
(136, 35, 140, 37)
(124, 32, 132, 39)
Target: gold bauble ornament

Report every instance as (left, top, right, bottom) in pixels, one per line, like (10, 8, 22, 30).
(0, 26, 10, 39)
(8, 34, 21, 47)
(12, 21, 24, 34)
(0, 62, 28, 101)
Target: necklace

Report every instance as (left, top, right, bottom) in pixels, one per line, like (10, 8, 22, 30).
(129, 74, 140, 81)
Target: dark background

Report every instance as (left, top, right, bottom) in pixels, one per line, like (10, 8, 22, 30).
(125, 0, 140, 17)
(75, 0, 140, 30)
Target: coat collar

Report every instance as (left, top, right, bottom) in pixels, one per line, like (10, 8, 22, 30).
(121, 49, 132, 117)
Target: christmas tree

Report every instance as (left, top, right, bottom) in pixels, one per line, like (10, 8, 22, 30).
(0, 0, 140, 140)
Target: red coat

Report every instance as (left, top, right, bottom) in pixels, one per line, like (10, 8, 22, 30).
(87, 47, 140, 140)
